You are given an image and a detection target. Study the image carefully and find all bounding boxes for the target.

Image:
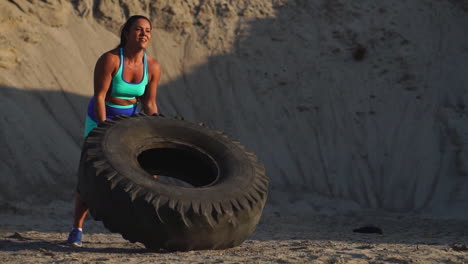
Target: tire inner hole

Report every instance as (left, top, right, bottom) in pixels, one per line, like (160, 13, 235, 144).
(137, 145, 219, 188)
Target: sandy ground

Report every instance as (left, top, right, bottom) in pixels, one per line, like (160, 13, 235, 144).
(0, 200, 466, 264)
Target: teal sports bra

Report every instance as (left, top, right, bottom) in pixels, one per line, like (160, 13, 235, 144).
(109, 48, 149, 100)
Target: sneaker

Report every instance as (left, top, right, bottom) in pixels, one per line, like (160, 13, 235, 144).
(66, 228, 83, 247)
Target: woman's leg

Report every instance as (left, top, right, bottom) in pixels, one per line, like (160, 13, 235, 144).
(67, 100, 138, 246)
(67, 98, 95, 246)
(67, 192, 86, 246)
(73, 192, 88, 228)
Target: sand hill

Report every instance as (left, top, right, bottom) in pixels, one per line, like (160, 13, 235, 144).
(1, 0, 467, 218)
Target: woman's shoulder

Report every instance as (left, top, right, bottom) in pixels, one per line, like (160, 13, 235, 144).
(146, 54, 160, 72)
(94, 48, 120, 75)
(97, 48, 120, 64)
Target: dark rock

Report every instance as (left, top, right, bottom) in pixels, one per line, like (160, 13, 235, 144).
(353, 225, 383, 234)
(450, 243, 467, 251)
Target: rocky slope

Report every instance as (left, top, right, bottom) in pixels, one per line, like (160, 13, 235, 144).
(0, 0, 467, 217)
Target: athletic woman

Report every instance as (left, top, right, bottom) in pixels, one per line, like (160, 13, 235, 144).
(67, 15, 161, 247)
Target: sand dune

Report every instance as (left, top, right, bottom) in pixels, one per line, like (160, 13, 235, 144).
(1, 0, 467, 218)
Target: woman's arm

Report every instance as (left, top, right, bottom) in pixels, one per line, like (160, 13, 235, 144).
(93, 52, 118, 122)
(141, 57, 161, 115)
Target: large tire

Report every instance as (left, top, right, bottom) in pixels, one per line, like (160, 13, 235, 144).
(77, 114, 268, 251)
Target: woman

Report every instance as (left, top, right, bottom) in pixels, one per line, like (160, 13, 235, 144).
(67, 15, 161, 247)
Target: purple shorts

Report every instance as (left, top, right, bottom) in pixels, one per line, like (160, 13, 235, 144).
(84, 97, 138, 136)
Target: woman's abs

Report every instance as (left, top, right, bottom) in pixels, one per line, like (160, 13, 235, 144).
(105, 95, 137, 107)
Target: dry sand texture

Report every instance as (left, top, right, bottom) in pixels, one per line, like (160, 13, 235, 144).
(0, 0, 467, 263)
(0, 200, 467, 263)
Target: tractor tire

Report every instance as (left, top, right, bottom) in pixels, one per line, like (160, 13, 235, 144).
(77, 113, 268, 251)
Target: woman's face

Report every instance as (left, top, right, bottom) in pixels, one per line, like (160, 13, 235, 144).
(126, 18, 152, 49)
